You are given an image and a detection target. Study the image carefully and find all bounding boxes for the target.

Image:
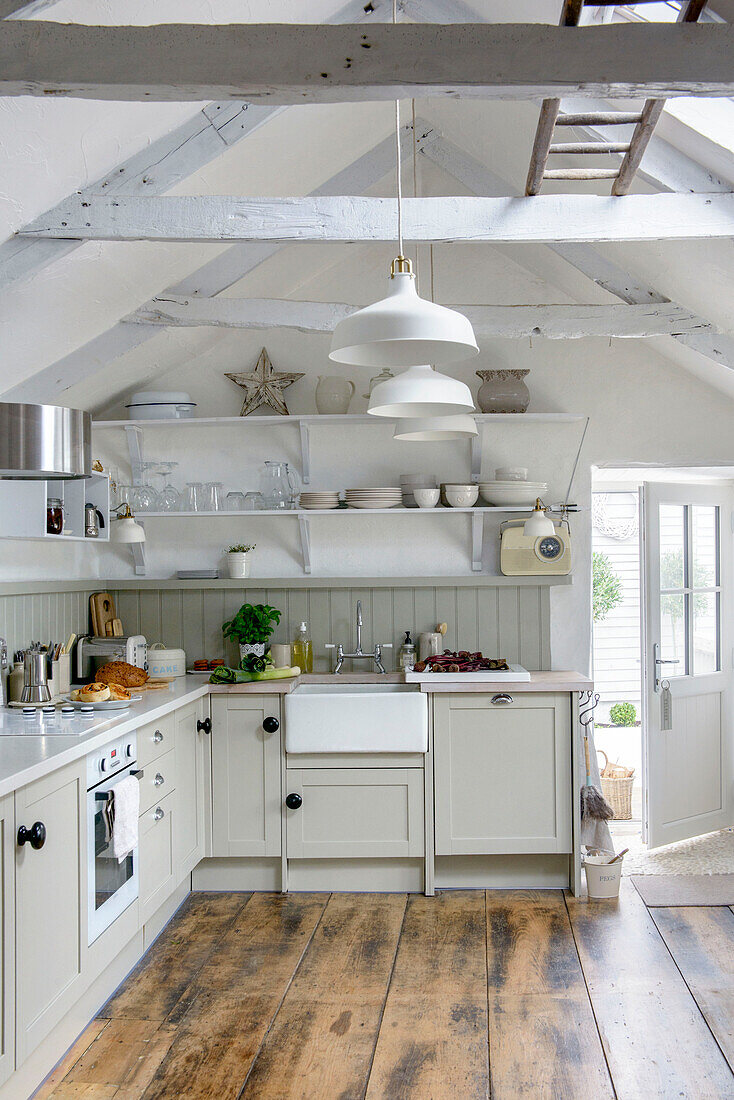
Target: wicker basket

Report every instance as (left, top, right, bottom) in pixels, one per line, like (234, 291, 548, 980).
(597, 749, 635, 820)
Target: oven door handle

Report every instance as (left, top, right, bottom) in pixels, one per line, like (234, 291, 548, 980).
(94, 769, 143, 799)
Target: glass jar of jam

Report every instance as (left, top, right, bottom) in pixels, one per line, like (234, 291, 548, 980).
(46, 497, 63, 535)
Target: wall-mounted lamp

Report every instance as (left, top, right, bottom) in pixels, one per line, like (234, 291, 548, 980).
(523, 498, 555, 538)
(111, 503, 146, 544)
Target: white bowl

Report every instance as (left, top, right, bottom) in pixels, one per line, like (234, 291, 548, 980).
(479, 483, 547, 507)
(414, 488, 440, 508)
(495, 466, 528, 482)
(445, 485, 479, 508)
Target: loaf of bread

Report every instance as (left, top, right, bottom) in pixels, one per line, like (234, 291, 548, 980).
(95, 661, 148, 688)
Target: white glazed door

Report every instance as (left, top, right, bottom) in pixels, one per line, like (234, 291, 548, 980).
(641, 481, 734, 848)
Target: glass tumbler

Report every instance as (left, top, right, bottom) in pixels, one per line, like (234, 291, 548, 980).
(184, 482, 203, 512)
(202, 482, 224, 511)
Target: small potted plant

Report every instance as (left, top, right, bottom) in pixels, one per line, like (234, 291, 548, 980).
(225, 543, 255, 579)
(222, 602, 281, 662)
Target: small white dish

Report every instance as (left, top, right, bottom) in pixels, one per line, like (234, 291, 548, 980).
(445, 485, 479, 508)
(64, 695, 142, 711)
(495, 466, 528, 482)
(414, 488, 440, 508)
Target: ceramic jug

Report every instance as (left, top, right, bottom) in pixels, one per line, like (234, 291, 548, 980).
(315, 375, 355, 414)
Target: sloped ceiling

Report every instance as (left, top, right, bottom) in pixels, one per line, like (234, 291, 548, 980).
(1, 0, 734, 410)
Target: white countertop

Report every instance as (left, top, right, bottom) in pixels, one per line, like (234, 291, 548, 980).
(0, 670, 591, 798)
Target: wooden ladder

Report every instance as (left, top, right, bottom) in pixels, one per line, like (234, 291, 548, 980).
(525, 0, 709, 196)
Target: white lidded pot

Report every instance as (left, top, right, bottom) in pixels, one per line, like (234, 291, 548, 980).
(125, 391, 197, 420)
(147, 643, 187, 678)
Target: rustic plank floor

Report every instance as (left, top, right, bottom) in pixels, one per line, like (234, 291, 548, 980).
(33, 883, 734, 1100)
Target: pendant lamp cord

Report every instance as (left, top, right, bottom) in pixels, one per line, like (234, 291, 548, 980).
(393, 0, 404, 258)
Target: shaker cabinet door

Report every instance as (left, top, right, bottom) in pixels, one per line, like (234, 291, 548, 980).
(0, 793, 14, 1088)
(433, 692, 572, 856)
(15, 759, 86, 1065)
(211, 695, 281, 857)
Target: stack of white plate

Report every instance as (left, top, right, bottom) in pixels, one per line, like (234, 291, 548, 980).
(478, 480, 548, 507)
(345, 487, 403, 509)
(299, 491, 341, 510)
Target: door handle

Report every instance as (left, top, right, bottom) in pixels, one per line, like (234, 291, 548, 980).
(653, 642, 680, 692)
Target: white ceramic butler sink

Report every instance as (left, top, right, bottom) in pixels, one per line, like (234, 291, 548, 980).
(285, 683, 428, 753)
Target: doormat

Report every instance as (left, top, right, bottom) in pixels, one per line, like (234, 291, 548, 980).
(631, 874, 734, 907)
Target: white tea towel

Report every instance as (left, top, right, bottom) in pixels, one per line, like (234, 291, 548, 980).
(112, 776, 140, 863)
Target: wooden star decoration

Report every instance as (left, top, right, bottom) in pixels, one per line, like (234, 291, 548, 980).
(225, 348, 304, 416)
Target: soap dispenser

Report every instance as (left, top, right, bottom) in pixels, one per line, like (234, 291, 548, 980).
(292, 621, 313, 674)
(398, 631, 416, 671)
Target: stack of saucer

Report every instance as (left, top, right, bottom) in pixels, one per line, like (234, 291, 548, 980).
(345, 487, 403, 509)
(299, 490, 341, 510)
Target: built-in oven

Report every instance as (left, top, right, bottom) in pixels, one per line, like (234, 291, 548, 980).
(86, 732, 139, 945)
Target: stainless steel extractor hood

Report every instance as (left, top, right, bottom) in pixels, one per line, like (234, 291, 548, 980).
(0, 402, 91, 480)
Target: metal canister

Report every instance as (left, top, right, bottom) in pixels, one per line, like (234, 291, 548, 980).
(21, 650, 52, 703)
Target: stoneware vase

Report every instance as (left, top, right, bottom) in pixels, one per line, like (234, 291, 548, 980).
(226, 552, 251, 579)
(240, 642, 266, 661)
(476, 369, 530, 414)
(315, 375, 355, 414)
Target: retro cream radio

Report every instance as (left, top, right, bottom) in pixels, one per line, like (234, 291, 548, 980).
(500, 503, 572, 576)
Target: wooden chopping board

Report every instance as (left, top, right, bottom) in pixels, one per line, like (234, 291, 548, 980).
(90, 592, 118, 638)
(138, 678, 176, 691)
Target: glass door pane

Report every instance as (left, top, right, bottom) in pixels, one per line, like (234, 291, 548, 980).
(659, 503, 687, 675)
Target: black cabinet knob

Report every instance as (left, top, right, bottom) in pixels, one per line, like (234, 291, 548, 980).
(285, 792, 302, 810)
(262, 716, 279, 734)
(197, 717, 212, 734)
(18, 822, 46, 850)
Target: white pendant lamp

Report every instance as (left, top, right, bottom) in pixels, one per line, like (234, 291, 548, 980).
(368, 365, 474, 419)
(393, 415, 478, 442)
(330, 256, 479, 368)
(524, 498, 555, 538)
(329, 4, 478, 370)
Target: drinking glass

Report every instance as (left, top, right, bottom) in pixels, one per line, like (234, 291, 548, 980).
(201, 482, 224, 512)
(244, 492, 265, 511)
(184, 482, 203, 512)
(226, 491, 247, 511)
(132, 483, 159, 512)
(148, 461, 181, 512)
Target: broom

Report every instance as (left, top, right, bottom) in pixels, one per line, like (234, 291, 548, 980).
(582, 732, 614, 822)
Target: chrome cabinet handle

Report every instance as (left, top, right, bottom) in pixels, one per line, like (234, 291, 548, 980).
(491, 693, 513, 705)
(153, 729, 163, 743)
(153, 807, 164, 821)
(154, 772, 165, 787)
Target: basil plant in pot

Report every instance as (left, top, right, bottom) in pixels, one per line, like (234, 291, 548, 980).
(225, 543, 255, 579)
(222, 602, 281, 663)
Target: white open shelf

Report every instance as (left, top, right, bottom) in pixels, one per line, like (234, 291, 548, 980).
(93, 412, 584, 577)
(0, 473, 110, 543)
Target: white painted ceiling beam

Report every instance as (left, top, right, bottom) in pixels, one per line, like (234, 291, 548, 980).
(2, 21, 733, 102)
(1, 1, 58, 18)
(2, 122, 436, 404)
(21, 192, 734, 245)
(422, 137, 734, 370)
(0, 0, 381, 290)
(127, 294, 715, 340)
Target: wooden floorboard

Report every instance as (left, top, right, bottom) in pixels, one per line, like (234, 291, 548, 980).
(38, 888, 734, 1100)
(486, 890, 613, 1099)
(650, 905, 734, 1070)
(138, 893, 329, 1100)
(241, 893, 406, 1098)
(566, 880, 734, 1099)
(98, 892, 250, 1022)
(365, 891, 489, 1099)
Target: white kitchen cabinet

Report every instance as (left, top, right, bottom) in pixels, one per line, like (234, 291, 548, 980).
(433, 692, 572, 856)
(0, 794, 14, 1088)
(138, 792, 177, 925)
(285, 768, 424, 859)
(174, 698, 208, 880)
(211, 695, 281, 857)
(14, 759, 86, 1065)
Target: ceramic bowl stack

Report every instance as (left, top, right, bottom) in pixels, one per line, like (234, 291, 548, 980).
(478, 476, 548, 507)
(299, 490, 341, 510)
(345, 487, 403, 509)
(400, 473, 437, 508)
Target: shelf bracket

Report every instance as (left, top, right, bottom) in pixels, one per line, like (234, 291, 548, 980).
(471, 512, 483, 572)
(299, 421, 311, 486)
(470, 433, 481, 484)
(298, 514, 312, 574)
(130, 535, 146, 576)
(124, 425, 145, 485)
